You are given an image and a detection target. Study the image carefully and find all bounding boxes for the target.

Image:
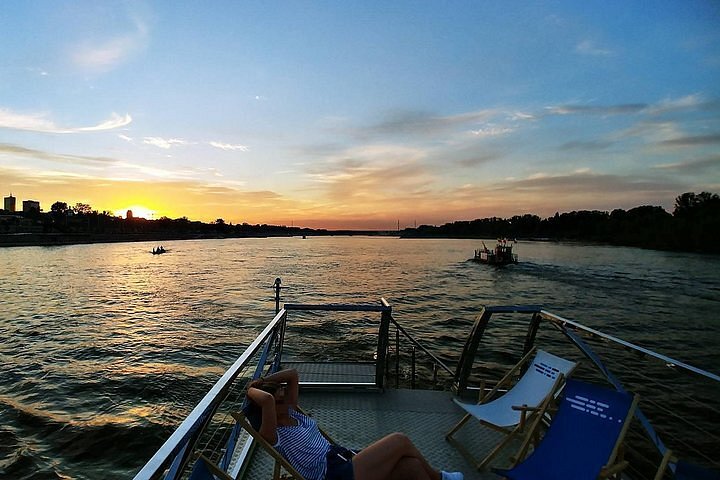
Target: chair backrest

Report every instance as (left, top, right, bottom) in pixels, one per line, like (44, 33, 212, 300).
(497, 349, 577, 411)
(231, 411, 306, 480)
(506, 379, 637, 480)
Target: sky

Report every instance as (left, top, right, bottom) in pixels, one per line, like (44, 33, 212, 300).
(1, 1, 719, 229)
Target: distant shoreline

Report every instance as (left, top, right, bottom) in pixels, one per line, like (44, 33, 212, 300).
(0, 231, 400, 248)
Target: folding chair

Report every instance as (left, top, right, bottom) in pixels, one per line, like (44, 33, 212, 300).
(228, 406, 338, 480)
(446, 348, 577, 469)
(493, 378, 639, 480)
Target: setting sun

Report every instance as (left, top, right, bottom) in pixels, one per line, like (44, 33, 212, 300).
(114, 206, 157, 220)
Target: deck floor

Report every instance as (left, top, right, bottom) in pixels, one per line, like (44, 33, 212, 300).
(239, 388, 517, 479)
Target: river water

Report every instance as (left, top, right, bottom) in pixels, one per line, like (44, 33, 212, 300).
(1, 237, 719, 479)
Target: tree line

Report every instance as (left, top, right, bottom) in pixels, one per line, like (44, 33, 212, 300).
(401, 192, 720, 253)
(3, 192, 718, 252)
(1, 201, 320, 238)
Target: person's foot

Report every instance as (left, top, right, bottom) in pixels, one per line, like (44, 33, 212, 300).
(441, 471, 464, 480)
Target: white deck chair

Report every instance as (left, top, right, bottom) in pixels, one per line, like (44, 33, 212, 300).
(445, 348, 577, 470)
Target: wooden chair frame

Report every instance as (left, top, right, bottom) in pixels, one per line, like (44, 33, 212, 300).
(446, 347, 576, 470)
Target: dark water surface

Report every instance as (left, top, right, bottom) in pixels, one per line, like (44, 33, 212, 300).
(1, 237, 719, 479)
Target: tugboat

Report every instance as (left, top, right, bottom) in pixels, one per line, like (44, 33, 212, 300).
(473, 239, 518, 266)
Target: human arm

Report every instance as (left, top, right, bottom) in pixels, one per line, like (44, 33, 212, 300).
(261, 368, 299, 408)
(246, 385, 279, 444)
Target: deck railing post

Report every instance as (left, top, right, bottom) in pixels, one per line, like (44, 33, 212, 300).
(454, 308, 493, 394)
(411, 347, 416, 389)
(273, 278, 282, 314)
(376, 304, 392, 390)
(395, 327, 400, 388)
(522, 312, 542, 374)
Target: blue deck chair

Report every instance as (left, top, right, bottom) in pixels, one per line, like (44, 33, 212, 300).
(493, 379, 638, 480)
(674, 460, 720, 480)
(446, 348, 577, 469)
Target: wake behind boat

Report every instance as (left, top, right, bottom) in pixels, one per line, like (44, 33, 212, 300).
(134, 278, 720, 480)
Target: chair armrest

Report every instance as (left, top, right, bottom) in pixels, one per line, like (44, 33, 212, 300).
(511, 405, 540, 412)
(600, 460, 629, 478)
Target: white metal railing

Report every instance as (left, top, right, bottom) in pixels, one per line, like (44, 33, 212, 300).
(133, 309, 287, 480)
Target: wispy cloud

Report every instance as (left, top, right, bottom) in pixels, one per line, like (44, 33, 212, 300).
(546, 104, 646, 116)
(0, 142, 116, 166)
(545, 95, 720, 118)
(304, 145, 432, 207)
(559, 139, 614, 151)
(0, 109, 131, 133)
(69, 18, 148, 72)
(359, 109, 499, 138)
(646, 94, 707, 115)
(575, 40, 613, 56)
(653, 155, 720, 173)
(143, 137, 190, 149)
(208, 141, 249, 151)
(658, 133, 720, 147)
(471, 126, 514, 138)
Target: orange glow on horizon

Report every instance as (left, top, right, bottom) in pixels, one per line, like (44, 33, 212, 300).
(114, 205, 157, 220)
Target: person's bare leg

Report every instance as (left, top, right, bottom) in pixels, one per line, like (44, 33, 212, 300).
(386, 457, 433, 480)
(351, 432, 441, 480)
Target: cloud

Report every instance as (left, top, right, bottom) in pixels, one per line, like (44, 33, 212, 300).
(495, 171, 684, 196)
(471, 126, 514, 138)
(69, 18, 148, 72)
(360, 109, 498, 138)
(559, 140, 614, 151)
(0, 108, 131, 133)
(575, 40, 613, 56)
(546, 104, 646, 116)
(208, 141, 249, 151)
(545, 95, 720, 119)
(450, 170, 691, 216)
(658, 133, 720, 147)
(645, 94, 708, 115)
(143, 137, 190, 149)
(76, 113, 133, 132)
(0, 142, 116, 166)
(653, 155, 720, 173)
(303, 145, 433, 208)
(455, 152, 502, 167)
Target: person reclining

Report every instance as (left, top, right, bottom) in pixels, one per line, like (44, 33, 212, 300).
(246, 369, 463, 480)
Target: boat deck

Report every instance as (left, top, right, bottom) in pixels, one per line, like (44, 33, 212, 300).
(239, 387, 514, 479)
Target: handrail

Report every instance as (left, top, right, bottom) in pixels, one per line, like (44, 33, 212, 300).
(284, 303, 391, 312)
(133, 308, 288, 480)
(389, 315, 454, 377)
(540, 310, 720, 383)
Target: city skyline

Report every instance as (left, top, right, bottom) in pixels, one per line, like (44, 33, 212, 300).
(1, 1, 719, 229)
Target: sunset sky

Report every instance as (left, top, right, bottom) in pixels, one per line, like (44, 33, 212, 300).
(1, 1, 719, 229)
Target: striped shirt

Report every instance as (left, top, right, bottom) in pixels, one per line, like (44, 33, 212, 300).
(274, 408, 331, 480)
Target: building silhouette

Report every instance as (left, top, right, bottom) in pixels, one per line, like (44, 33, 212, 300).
(23, 200, 41, 213)
(3, 194, 16, 212)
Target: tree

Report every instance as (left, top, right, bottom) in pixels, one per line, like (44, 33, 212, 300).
(73, 203, 92, 215)
(51, 201, 68, 213)
(673, 192, 720, 217)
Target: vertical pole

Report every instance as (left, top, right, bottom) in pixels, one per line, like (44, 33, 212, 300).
(395, 328, 400, 388)
(274, 278, 281, 314)
(411, 346, 416, 390)
(454, 308, 493, 394)
(523, 313, 542, 357)
(376, 304, 391, 390)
